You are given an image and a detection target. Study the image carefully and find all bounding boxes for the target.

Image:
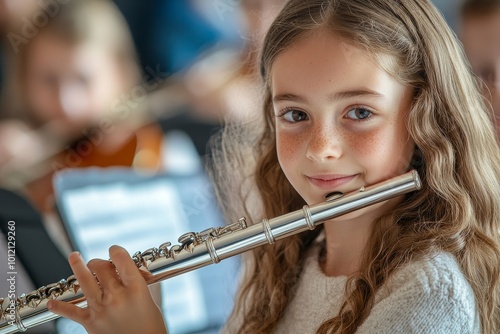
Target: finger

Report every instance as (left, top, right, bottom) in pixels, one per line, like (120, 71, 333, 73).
(67, 252, 101, 299)
(47, 299, 89, 325)
(108, 245, 145, 288)
(138, 267, 154, 281)
(87, 259, 123, 292)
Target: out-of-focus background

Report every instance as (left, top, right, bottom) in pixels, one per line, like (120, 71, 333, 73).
(0, 0, 497, 333)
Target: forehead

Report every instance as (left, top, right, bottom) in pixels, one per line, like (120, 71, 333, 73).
(270, 32, 399, 95)
(26, 34, 115, 73)
(272, 33, 360, 77)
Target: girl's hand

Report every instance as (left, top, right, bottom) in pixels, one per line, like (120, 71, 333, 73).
(47, 245, 168, 334)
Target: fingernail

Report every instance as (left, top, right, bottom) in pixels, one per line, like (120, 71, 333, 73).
(69, 251, 82, 263)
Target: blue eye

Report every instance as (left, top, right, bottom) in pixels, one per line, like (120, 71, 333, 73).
(279, 108, 309, 122)
(345, 107, 373, 120)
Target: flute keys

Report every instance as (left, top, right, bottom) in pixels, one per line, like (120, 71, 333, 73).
(133, 248, 161, 267)
(66, 276, 80, 294)
(158, 242, 172, 257)
(25, 292, 42, 309)
(133, 251, 145, 268)
(178, 232, 197, 252)
(45, 282, 64, 299)
(0, 298, 4, 320)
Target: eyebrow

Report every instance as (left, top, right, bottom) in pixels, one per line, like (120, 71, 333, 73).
(272, 89, 385, 103)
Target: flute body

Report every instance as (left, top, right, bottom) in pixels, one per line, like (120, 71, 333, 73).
(0, 170, 421, 334)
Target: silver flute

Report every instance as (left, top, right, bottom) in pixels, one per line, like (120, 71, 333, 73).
(0, 170, 421, 333)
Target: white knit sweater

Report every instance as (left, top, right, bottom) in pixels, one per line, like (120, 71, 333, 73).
(224, 246, 480, 333)
(274, 248, 479, 333)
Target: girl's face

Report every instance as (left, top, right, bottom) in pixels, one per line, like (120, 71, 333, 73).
(24, 32, 125, 137)
(271, 32, 415, 207)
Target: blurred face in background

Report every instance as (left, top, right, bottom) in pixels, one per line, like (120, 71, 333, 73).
(0, 0, 39, 32)
(461, 10, 500, 131)
(23, 32, 125, 138)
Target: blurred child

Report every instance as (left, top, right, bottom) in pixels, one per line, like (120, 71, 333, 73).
(460, 0, 500, 133)
(152, 0, 286, 158)
(0, 0, 162, 212)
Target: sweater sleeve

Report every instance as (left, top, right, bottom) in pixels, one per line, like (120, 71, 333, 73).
(356, 254, 479, 334)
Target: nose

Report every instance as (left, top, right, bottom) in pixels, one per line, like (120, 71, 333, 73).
(58, 82, 89, 120)
(305, 124, 342, 162)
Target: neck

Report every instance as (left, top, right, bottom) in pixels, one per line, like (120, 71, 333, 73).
(320, 198, 399, 277)
(321, 218, 372, 277)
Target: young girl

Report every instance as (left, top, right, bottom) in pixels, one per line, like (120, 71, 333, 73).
(48, 0, 500, 333)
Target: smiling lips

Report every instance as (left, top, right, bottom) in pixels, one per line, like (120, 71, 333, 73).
(306, 174, 358, 190)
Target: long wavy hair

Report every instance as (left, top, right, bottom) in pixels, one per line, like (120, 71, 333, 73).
(210, 0, 500, 333)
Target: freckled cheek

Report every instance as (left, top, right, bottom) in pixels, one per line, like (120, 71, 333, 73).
(276, 131, 305, 165)
(346, 128, 409, 173)
(343, 130, 382, 157)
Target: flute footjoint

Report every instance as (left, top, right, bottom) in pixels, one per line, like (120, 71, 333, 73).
(0, 170, 421, 333)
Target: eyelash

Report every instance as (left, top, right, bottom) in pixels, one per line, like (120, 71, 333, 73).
(276, 107, 308, 123)
(276, 106, 375, 123)
(345, 106, 375, 122)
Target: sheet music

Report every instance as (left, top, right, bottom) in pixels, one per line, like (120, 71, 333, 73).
(60, 178, 209, 333)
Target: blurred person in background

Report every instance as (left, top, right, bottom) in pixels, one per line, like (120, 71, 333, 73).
(113, 0, 225, 76)
(112, 0, 229, 158)
(1, 9, 74, 332)
(0, 0, 164, 214)
(0, 3, 164, 332)
(460, 0, 500, 135)
(180, 0, 286, 122)
(138, 0, 287, 159)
